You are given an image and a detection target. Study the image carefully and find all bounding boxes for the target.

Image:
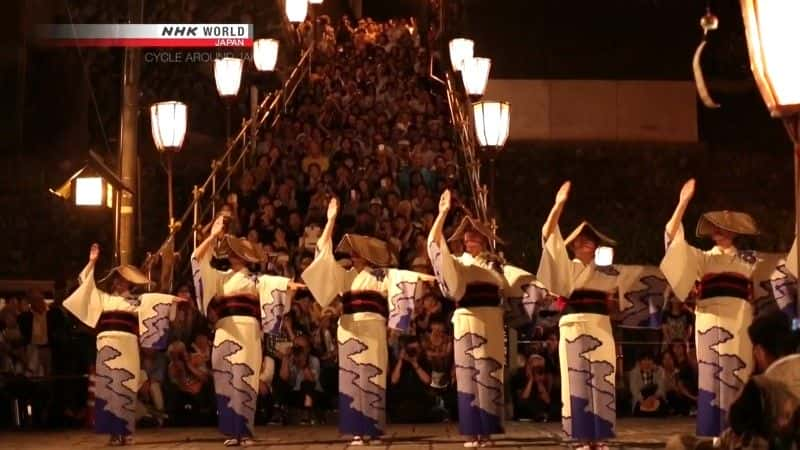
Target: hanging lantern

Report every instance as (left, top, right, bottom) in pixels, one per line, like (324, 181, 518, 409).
(473, 101, 510, 148)
(213, 57, 243, 98)
(449, 38, 474, 72)
(461, 57, 492, 100)
(594, 246, 614, 267)
(740, 0, 800, 117)
(253, 38, 279, 71)
(308, 0, 324, 4)
(150, 101, 187, 152)
(286, 0, 309, 23)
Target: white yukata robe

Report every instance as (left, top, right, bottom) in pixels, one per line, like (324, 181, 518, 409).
(427, 239, 506, 437)
(301, 239, 426, 438)
(191, 251, 289, 439)
(63, 263, 178, 437)
(537, 225, 650, 442)
(660, 224, 767, 437)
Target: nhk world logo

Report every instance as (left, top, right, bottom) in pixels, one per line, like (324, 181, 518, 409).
(37, 24, 254, 47)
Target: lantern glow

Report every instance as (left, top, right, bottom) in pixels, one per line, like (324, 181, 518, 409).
(595, 246, 614, 267)
(75, 177, 104, 206)
(253, 39, 279, 71)
(461, 57, 492, 98)
(740, 0, 800, 116)
(449, 38, 474, 72)
(150, 101, 187, 152)
(473, 101, 510, 148)
(213, 57, 243, 98)
(286, 0, 309, 23)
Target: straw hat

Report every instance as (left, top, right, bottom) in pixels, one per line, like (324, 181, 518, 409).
(335, 233, 397, 267)
(564, 221, 617, 247)
(447, 216, 505, 245)
(696, 210, 759, 238)
(98, 264, 151, 286)
(213, 234, 262, 264)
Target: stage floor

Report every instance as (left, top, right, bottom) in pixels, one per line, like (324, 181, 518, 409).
(1, 418, 696, 449)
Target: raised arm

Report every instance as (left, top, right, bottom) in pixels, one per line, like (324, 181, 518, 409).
(427, 190, 450, 248)
(665, 179, 695, 242)
(542, 181, 570, 241)
(301, 198, 350, 307)
(319, 197, 338, 250)
(63, 244, 108, 328)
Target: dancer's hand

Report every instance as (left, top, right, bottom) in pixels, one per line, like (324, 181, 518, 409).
(555, 181, 571, 206)
(679, 178, 695, 204)
(211, 215, 226, 238)
(438, 190, 451, 215)
(326, 197, 339, 220)
(89, 243, 100, 263)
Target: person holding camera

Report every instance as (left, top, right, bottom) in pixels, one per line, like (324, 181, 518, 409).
(278, 336, 324, 425)
(512, 354, 558, 422)
(388, 336, 437, 423)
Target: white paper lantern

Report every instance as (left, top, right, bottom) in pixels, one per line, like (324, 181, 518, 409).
(462, 57, 491, 98)
(253, 39, 279, 71)
(741, 0, 800, 117)
(214, 57, 243, 98)
(286, 0, 309, 23)
(75, 177, 104, 206)
(449, 38, 474, 71)
(473, 101, 510, 147)
(150, 101, 188, 152)
(594, 246, 614, 267)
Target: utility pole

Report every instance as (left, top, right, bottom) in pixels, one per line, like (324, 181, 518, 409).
(118, 0, 143, 265)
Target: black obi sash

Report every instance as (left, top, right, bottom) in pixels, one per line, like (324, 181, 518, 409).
(340, 290, 389, 318)
(97, 311, 138, 336)
(697, 272, 752, 302)
(457, 282, 501, 309)
(209, 294, 261, 320)
(563, 289, 611, 316)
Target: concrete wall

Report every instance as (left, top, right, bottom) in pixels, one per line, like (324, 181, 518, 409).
(483, 79, 698, 142)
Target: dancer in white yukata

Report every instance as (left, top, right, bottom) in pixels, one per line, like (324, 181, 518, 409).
(661, 179, 772, 438)
(192, 216, 304, 447)
(537, 181, 654, 450)
(63, 244, 183, 446)
(302, 198, 432, 446)
(427, 190, 510, 448)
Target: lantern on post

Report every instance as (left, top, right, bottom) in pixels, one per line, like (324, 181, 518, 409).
(449, 38, 474, 72)
(472, 100, 510, 238)
(286, 0, 309, 23)
(740, 0, 800, 278)
(461, 57, 492, 101)
(253, 38, 279, 72)
(49, 151, 134, 263)
(150, 101, 187, 233)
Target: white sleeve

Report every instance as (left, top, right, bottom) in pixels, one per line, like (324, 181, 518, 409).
(536, 225, 574, 297)
(659, 224, 703, 301)
(63, 262, 108, 328)
(301, 238, 353, 307)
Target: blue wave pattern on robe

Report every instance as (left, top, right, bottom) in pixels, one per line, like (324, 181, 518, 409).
(94, 346, 137, 436)
(454, 332, 504, 436)
(213, 340, 258, 438)
(261, 288, 288, 336)
(696, 326, 747, 437)
(620, 274, 669, 328)
(387, 280, 417, 331)
(139, 302, 172, 350)
(563, 335, 615, 441)
(338, 337, 385, 437)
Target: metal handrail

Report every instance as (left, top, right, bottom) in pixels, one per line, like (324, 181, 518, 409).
(444, 71, 488, 225)
(146, 47, 314, 289)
